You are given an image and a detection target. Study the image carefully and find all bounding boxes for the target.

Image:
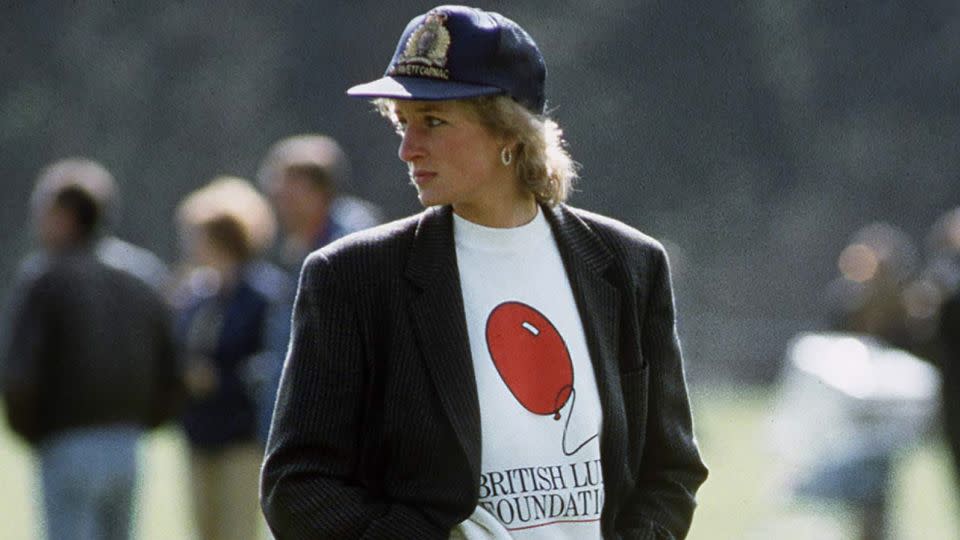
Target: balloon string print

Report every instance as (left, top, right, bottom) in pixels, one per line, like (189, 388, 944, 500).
(559, 385, 599, 456)
(485, 301, 598, 455)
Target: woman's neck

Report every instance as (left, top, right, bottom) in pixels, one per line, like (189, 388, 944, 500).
(453, 191, 538, 228)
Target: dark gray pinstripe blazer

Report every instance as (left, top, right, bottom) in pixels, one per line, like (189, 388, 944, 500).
(261, 203, 707, 539)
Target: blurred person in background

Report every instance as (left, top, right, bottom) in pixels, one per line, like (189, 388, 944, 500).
(826, 222, 919, 352)
(921, 208, 960, 298)
(262, 5, 707, 538)
(14, 157, 170, 294)
(932, 208, 960, 498)
(172, 177, 283, 540)
(257, 134, 383, 270)
(251, 134, 382, 445)
(1, 160, 182, 540)
(818, 222, 920, 540)
(893, 210, 960, 495)
(892, 208, 960, 364)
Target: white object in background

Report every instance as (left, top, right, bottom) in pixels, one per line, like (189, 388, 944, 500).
(769, 332, 940, 493)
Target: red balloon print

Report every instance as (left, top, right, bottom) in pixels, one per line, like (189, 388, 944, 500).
(485, 301, 573, 419)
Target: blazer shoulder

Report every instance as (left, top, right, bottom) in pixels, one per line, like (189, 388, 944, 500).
(309, 213, 419, 263)
(564, 205, 667, 260)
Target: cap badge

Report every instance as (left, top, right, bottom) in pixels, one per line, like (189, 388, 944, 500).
(390, 12, 451, 80)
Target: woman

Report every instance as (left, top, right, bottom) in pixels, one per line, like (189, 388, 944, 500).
(261, 6, 707, 539)
(174, 177, 282, 540)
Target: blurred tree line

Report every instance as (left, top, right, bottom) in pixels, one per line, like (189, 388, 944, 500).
(1, 1, 958, 383)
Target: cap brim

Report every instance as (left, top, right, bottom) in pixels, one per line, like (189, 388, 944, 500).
(346, 76, 503, 102)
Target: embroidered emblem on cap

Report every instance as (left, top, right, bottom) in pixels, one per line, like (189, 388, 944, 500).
(389, 12, 451, 80)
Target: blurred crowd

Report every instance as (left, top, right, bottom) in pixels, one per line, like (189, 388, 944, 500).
(773, 214, 960, 540)
(4, 139, 960, 540)
(826, 214, 960, 470)
(0, 136, 382, 540)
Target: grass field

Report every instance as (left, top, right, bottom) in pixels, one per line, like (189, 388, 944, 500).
(1, 384, 957, 539)
(687, 385, 960, 540)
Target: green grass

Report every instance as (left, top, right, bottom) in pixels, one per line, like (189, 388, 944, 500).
(1, 386, 957, 539)
(687, 385, 960, 540)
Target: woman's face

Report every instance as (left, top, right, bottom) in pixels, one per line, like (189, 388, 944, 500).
(394, 100, 521, 222)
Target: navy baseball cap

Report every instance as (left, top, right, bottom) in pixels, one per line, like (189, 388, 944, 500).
(346, 5, 546, 114)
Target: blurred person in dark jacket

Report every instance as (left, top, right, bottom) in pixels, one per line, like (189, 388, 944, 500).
(930, 208, 960, 499)
(939, 279, 960, 491)
(16, 158, 170, 294)
(261, 5, 707, 539)
(1, 161, 182, 540)
(250, 134, 382, 445)
(172, 177, 284, 540)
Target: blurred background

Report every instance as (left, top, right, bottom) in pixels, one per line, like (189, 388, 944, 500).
(1, 1, 959, 538)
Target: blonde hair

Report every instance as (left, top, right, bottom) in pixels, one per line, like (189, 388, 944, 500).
(176, 176, 277, 259)
(376, 96, 578, 206)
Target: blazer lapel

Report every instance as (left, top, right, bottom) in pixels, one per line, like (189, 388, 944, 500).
(404, 206, 482, 479)
(543, 204, 626, 490)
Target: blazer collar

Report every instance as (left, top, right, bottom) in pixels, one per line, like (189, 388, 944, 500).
(404, 205, 483, 479)
(545, 204, 627, 510)
(405, 203, 615, 284)
(541, 203, 614, 276)
(404, 205, 455, 289)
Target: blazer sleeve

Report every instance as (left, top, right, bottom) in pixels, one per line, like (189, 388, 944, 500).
(619, 246, 708, 539)
(260, 251, 448, 539)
